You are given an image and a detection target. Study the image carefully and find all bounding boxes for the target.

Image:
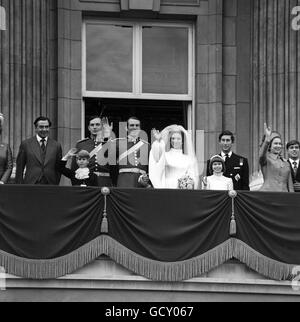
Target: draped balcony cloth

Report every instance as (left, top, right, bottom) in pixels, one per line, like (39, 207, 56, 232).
(0, 186, 299, 281)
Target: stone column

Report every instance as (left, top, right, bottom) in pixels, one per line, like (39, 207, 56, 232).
(196, 0, 223, 166)
(56, 0, 82, 153)
(252, 0, 300, 171)
(0, 0, 57, 158)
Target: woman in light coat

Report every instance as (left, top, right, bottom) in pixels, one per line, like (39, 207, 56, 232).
(259, 123, 294, 192)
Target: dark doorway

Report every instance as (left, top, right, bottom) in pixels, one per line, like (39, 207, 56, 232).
(84, 98, 189, 139)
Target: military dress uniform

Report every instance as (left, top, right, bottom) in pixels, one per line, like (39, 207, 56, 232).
(71, 137, 113, 187)
(115, 137, 150, 188)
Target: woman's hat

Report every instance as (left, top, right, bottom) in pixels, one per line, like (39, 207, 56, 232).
(269, 132, 281, 142)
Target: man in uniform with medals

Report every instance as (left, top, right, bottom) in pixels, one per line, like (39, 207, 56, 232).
(71, 116, 113, 187)
(114, 117, 151, 188)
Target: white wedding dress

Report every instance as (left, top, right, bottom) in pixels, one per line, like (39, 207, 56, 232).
(149, 126, 199, 189)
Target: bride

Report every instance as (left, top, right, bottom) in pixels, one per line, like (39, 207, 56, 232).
(149, 125, 199, 189)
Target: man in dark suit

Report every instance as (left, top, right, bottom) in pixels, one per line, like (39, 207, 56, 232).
(206, 130, 249, 191)
(287, 140, 300, 192)
(16, 116, 62, 185)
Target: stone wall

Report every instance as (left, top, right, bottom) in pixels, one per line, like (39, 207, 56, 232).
(0, 0, 58, 158)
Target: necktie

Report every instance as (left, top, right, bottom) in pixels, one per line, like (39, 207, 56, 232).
(293, 161, 298, 174)
(41, 138, 46, 153)
(225, 154, 230, 163)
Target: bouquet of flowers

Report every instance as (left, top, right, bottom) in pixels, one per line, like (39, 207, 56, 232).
(178, 173, 194, 190)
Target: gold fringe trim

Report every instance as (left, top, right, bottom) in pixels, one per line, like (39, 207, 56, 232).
(102, 236, 233, 282)
(0, 236, 107, 280)
(232, 239, 294, 281)
(0, 237, 296, 281)
(0, 237, 233, 281)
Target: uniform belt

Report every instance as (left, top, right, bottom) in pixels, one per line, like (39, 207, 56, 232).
(119, 168, 146, 175)
(94, 172, 110, 177)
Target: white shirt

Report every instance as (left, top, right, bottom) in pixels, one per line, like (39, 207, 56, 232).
(36, 135, 48, 147)
(221, 151, 233, 161)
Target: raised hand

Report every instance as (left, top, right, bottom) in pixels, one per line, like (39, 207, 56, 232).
(152, 129, 162, 141)
(102, 120, 113, 139)
(63, 148, 78, 160)
(264, 123, 272, 140)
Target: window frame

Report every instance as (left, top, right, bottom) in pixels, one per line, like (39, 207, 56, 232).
(82, 18, 194, 101)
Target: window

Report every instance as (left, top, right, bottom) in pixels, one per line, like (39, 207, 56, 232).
(86, 24, 133, 92)
(83, 19, 194, 100)
(142, 26, 189, 94)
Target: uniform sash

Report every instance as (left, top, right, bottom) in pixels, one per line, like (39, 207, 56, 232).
(89, 143, 104, 158)
(118, 141, 145, 164)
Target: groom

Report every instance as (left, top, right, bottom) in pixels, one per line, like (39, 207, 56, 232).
(114, 117, 151, 188)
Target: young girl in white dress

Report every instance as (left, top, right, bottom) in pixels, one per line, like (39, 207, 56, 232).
(149, 125, 199, 189)
(204, 155, 233, 191)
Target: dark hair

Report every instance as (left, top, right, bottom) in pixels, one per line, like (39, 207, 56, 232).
(219, 131, 235, 143)
(127, 116, 141, 127)
(209, 157, 226, 175)
(287, 140, 300, 150)
(34, 116, 52, 127)
(88, 115, 101, 126)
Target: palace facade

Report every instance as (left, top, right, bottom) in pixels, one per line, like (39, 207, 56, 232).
(1, 0, 299, 176)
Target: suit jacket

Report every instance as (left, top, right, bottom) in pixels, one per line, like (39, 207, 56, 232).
(206, 153, 250, 191)
(16, 136, 62, 185)
(288, 160, 300, 183)
(0, 143, 13, 183)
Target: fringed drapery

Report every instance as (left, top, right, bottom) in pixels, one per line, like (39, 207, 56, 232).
(0, 186, 299, 281)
